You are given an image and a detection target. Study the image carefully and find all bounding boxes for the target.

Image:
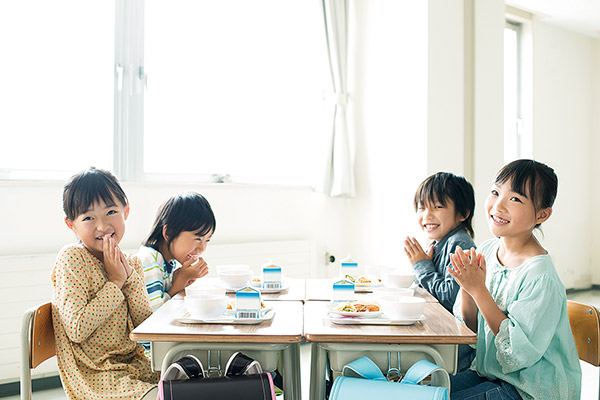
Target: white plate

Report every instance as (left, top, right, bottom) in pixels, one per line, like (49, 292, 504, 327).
(250, 280, 290, 294)
(326, 314, 426, 325)
(328, 309, 383, 319)
(177, 309, 275, 325)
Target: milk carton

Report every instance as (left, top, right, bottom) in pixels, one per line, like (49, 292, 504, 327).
(235, 287, 261, 319)
(339, 255, 359, 281)
(261, 262, 282, 289)
(332, 279, 355, 303)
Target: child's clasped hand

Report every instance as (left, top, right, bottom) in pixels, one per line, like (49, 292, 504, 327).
(448, 246, 486, 296)
(103, 234, 132, 288)
(171, 256, 209, 292)
(403, 236, 434, 264)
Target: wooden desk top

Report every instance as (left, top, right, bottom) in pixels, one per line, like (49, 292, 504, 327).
(131, 299, 303, 344)
(304, 278, 438, 303)
(303, 301, 476, 345)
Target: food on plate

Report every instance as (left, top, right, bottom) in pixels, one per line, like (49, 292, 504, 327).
(343, 274, 356, 283)
(332, 301, 380, 313)
(356, 276, 372, 284)
(334, 303, 356, 312)
(252, 277, 261, 283)
(354, 303, 380, 312)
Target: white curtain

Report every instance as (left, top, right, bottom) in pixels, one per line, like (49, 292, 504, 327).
(318, 0, 355, 197)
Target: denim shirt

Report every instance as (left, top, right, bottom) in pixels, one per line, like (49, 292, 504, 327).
(412, 226, 475, 312)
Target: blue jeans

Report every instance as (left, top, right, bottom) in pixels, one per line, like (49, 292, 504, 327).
(450, 370, 522, 400)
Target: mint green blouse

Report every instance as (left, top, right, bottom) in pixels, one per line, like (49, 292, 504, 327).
(457, 238, 581, 400)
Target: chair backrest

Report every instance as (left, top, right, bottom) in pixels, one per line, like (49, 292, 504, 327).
(30, 302, 55, 368)
(21, 301, 56, 400)
(567, 300, 600, 366)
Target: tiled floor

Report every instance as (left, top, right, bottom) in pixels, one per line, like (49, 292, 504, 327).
(7, 291, 600, 400)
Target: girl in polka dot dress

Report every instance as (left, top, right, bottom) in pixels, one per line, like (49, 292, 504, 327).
(52, 167, 159, 400)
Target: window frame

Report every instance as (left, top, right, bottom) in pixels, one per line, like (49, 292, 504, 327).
(2, 0, 322, 188)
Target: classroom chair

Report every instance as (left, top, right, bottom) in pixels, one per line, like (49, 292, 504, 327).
(20, 302, 56, 400)
(567, 300, 600, 398)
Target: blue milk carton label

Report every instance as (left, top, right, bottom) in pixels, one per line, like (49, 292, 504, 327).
(262, 264, 282, 289)
(235, 287, 261, 319)
(339, 256, 359, 281)
(332, 279, 355, 302)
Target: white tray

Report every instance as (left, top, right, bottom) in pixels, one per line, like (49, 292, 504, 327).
(353, 282, 383, 293)
(325, 313, 426, 326)
(250, 280, 290, 294)
(177, 309, 275, 325)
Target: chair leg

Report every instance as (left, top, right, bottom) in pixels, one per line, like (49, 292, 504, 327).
(20, 309, 34, 400)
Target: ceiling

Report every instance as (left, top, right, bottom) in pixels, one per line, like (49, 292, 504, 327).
(507, 0, 600, 39)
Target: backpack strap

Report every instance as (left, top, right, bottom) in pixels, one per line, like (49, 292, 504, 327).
(341, 356, 387, 382)
(163, 355, 204, 380)
(400, 359, 447, 385)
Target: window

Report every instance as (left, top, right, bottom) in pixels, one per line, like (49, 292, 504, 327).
(0, 1, 115, 180)
(504, 18, 532, 164)
(2, 0, 329, 186)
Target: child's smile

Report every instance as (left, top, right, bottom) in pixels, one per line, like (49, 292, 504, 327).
(485, 181, 541, 239)
(67, 198, 129, 260)
(490, 215, 509, 225)
(417, 199, 466, 242)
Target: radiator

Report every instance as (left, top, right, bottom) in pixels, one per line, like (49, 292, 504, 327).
(0, 239, 316, 384)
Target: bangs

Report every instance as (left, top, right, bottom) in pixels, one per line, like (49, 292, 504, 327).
(72, 187, 119, 218)
(188, 218, 216, 238)
(414, 174, 449, 210)
(494, 159, 558, 211)
(495, 164, 536, 201)
(63, 168, 127, 221)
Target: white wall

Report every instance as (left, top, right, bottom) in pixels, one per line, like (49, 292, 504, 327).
(344, 0, 428, 269)
(427, 0, 465, 176)
(530, 20, 597, 288)
(594, 40, 600, 284)
(0, 181, 347, 276)
(425, 0, 599, 289)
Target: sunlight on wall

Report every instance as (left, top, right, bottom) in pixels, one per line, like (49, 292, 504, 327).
(345, 0, 428, 268)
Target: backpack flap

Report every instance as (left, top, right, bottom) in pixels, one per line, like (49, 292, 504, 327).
(330, 357, 448, 400)
(160, 373, 276, 400)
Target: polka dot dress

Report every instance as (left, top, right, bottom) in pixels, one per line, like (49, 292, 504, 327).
(52, 244, 160, 399)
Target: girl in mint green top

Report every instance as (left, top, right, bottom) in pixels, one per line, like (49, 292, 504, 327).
(448, 160, 581, 400)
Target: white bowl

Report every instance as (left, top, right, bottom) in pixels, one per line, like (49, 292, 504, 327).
(216, 264, 250, 274)
(185, 284, 226, 297)
(364, 265, 384, 279)
(371, 286, 414, 301)
(379, 295, 425, 320)
(184, 294, 228, 319)
(218, 270, 253, 290)
(380, 270, 415, 288)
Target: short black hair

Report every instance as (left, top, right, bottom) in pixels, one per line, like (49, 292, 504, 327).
(414, 172, 476, 237)
(143, 192, 216, 250)
(495, 159, 558, 227)
(63, 167, 128, 221)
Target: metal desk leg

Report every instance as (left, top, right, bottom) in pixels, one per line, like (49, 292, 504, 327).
(292, 343, 302, 400)
(309, 343, 327, 400)
(282, 343, 301, 400)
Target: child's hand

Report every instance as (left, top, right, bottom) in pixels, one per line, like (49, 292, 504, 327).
(103, 234, 127, 288)
(120, 251, 132, 278)
(404, 236, 433, 264)
(447, 246, 487, 298)
(169, 257, 210, 296)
